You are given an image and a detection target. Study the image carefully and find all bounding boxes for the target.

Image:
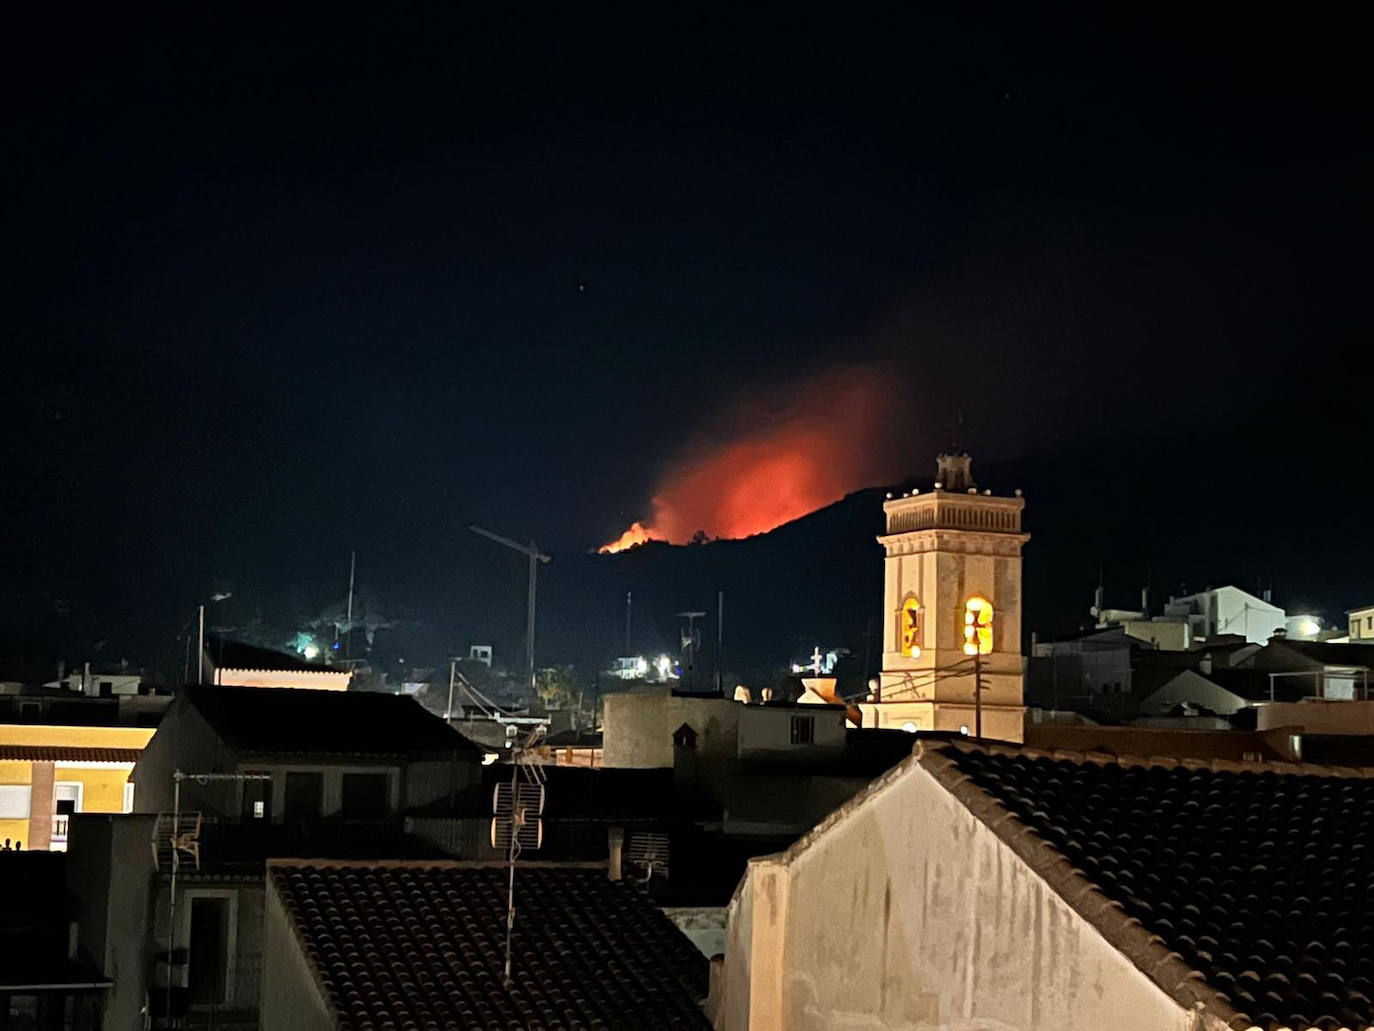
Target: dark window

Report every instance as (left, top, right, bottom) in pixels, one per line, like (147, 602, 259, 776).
(241, 774, 271, 822)
(99, 680, 114, 697)
(790, 715, 815, 745)
(340, 773, 389, 819)
(283, 772, 323, 822)
(187, 897, 230, 1004)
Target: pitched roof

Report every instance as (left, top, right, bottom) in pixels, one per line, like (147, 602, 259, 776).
(205, 634, 347, 674)
(932, 741, 1374, 1031)
(0, 744, 140, 763)
(183, 687, 483, 758)
(270, 861, 711, 1030)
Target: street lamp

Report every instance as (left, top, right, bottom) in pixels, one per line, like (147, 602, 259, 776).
(196, 593, 232, 685)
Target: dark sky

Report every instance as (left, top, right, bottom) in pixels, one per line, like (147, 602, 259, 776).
(5, 7, 1370, 675)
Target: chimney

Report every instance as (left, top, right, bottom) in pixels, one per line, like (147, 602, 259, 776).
(607, 826, 624, 881)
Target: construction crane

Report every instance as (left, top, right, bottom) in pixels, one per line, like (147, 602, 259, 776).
(470, 525, 551, 694)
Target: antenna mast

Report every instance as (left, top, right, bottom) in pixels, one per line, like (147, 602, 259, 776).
(491, 726, 547, 984)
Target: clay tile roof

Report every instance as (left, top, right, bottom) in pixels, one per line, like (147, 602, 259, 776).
(933, 742, 1374, 1031)
(0, 745, 141, 763)
(270, 862, 711, 1030)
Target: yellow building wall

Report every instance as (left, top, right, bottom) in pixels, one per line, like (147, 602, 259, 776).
(1, 759, 31, 846)
(0, 724, 156, 749)
(0, 725, 155, 846)
(55, 766, 134, 812)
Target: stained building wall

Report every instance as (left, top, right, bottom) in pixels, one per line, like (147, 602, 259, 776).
(716, 756, 1227, 1031)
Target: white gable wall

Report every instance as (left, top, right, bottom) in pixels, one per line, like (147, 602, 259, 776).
(717, 756, 1230, 1031)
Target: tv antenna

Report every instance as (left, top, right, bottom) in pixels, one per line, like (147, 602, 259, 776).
(677, 611, 706, 690)
(491, 724, 547, 984)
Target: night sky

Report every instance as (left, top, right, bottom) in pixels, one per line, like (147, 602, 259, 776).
(6, 8, 1370, 678)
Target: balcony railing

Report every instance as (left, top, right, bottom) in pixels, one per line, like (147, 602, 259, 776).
(50, 813, 70, 851)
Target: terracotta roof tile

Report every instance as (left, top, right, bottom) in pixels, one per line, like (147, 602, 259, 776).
(271, 862, 710, 1030)
(0, 745, 141, 762)
(942, 744, 1374, 1031)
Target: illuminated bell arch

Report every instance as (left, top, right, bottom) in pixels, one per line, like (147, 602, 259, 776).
(899, 595, 921, 658)
(963, 596, 994, 655)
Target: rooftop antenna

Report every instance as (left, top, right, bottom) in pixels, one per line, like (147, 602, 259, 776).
(470, 526, 551, 695)
(156, 769, 269, 1025)
(678, 611, 706, 691)
(492, 725, 547, 985)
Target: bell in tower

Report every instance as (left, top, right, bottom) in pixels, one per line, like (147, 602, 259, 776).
(935, 449, 974, 491)
(863, 450, 1030, 742)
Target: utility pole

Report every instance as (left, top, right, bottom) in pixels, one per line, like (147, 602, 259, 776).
(715, 590, 725, 695)
(974, 644, 983, 740)
(972, 607, 988, 740)
(446, 659, 457, 720)
(344, 550, 356, 661)
(196, 605, 205, 685)
(470, 526, 551, 695)
(624, 591, 632, 655)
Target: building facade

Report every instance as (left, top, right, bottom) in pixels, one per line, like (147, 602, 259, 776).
(0, 723, 152, 850)
(1349, 603, 1374, 642)
(861, 451, 1029, 741)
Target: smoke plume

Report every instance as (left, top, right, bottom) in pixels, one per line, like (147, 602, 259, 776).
(601, 364, 906, 552)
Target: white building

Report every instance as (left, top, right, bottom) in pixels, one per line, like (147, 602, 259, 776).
(1160, 585, 1286, 644)
(713, 739, 1374, 1030)
(1348, 603, 1374, 642)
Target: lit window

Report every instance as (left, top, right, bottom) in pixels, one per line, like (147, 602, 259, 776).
(900, 596, 921, 657)
(253, 801, 266, 819)
(963, 597, 994, 655)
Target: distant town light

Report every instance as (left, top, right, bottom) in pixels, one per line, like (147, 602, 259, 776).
(901, 722, 918, 734)
(303, 642, 320, 660)
(482, 752, 499, 765)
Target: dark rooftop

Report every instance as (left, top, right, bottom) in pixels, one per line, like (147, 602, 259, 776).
(271, 862, 710, 1030)
(179, 821, 450, 876)
(183, 686, 484, 758)
(942, 743, 1374, 1031)
(205, 634, 347, 674)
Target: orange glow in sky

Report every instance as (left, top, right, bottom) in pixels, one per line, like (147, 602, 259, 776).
(600, 365, 901, 552)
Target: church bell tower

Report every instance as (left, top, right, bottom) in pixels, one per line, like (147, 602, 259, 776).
(859, 450, 1029, 742)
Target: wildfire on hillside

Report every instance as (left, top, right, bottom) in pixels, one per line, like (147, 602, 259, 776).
(599, 365, 903, 553)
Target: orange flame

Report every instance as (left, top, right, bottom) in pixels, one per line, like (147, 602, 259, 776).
(601, 521, 655, 554)
(600, 365, 902, 553)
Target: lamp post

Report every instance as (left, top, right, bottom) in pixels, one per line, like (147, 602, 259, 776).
(191, 592, 232, 685)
